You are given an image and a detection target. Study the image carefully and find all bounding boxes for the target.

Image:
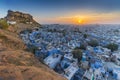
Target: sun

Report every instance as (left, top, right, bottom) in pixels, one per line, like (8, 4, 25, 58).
(78, 19, 83, 24)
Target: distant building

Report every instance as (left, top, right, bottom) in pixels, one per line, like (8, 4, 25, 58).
(7, 20, 16, 25)
(26, 22, 33, 24)
(82, 69, 93, 80)
(64, 53, 73, 60)
(44, 53, 62, 69)
(64, 63, 79, 80)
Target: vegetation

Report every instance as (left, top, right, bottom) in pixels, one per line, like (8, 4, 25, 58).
(114, 30, 119, 33)
(88, 39, 99, 47)
(0, 33, 25, 50)
(106, 43, 118, 52)
(83, 33, 88, 38)
(72, 48, 83, 62)
(0, 19, 9, 29)
(74, 44, 86, 50)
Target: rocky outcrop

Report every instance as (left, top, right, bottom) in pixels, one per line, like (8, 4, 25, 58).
(5, 10, 40, 26)
(4, 10, 41, 33)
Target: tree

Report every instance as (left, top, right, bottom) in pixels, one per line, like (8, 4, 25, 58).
(88, 39, 99, 47)
(72, 48, 83, 62)
(106, 43, 118, 52)
(0, 19, 9, 29)
(83, 34, 88, 38)
(74, 44, 86, 50)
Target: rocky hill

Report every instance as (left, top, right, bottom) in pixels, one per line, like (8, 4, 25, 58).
(0, 11, 67, 80)
(4, 10, 41, 33)
(5, 10, 39, 25)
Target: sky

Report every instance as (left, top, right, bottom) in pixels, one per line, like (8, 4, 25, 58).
(0, 0, 120, 24)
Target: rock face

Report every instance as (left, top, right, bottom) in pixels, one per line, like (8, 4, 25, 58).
(5, 10, 39, 25)
(4, 10, 41, 33)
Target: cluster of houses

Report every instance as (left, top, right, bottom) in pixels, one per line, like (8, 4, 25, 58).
(20, 24, 120, 80)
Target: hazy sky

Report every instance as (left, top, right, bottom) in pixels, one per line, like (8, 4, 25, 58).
(0, 0, 120, 24)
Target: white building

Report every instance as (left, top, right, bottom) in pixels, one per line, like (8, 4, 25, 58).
(113, 68, 120, 80)
(7, 21, 16, 25)
(64, 63, 79, 80)
(44, 54, 62, 69)
(82, 69, 93, 80)
(102, 47, 111, 55)
(64, 53, 73, 60)
(104, 62, 120, 80)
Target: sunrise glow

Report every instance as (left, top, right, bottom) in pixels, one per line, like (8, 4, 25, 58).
(1, 0, 120, 24)
(78, 19, 83, 24)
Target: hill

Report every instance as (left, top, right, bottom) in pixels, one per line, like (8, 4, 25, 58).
(0, 10, 67, 80)
(3, 10, 41, 33)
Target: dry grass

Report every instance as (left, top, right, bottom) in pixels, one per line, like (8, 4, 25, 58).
(0, 50, 67, 80)
(0, 29, 26, 50)
(0, 66, 66, 80)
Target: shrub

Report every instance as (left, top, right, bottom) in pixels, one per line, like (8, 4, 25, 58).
(106, 43, 118, 52)
(0, 19, 9, 29)
(74, 44, 86, 50)
(72, 48, 83, 62)
(88, 39, 99, 47)
(83, 34, 88, 38)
